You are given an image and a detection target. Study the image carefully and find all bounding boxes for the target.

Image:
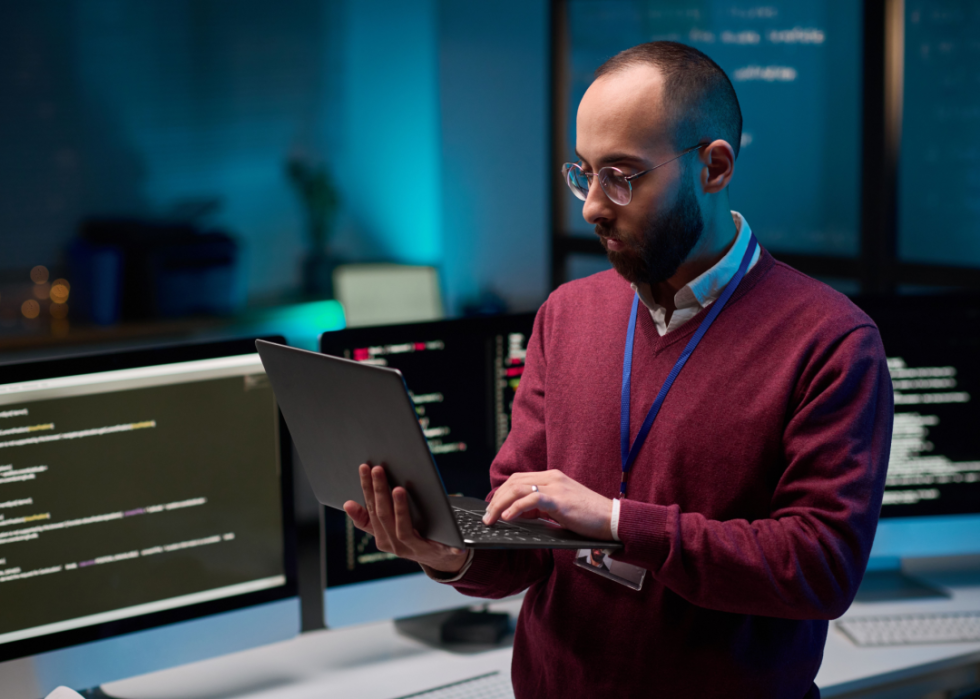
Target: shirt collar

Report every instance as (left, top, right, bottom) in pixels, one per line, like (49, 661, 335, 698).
(631, 211, 754, 315)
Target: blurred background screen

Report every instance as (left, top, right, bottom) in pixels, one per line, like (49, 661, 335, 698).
(898, 2, 980, 269)
(563, 0, 863, 259)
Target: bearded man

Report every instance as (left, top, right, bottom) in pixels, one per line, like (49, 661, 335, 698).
(345, 42, 893, 698)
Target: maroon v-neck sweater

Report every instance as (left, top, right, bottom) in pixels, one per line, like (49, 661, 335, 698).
(449, 250, 893, 699)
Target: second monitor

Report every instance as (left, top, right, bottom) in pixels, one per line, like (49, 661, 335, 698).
(319, 313, 535, 626)
(0, 338, 298, 695)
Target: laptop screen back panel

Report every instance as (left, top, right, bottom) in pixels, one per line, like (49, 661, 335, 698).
(256, 341, 463, 548)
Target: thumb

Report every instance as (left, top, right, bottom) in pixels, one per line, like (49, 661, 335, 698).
(344, 501, 374, 532)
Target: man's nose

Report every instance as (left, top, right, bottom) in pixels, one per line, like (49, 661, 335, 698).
(582, 177, 615, 225)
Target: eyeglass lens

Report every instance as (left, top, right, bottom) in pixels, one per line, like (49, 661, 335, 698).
(564, 165, 632, 206)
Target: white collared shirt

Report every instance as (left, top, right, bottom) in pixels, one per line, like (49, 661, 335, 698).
(630, 211, 760, 336)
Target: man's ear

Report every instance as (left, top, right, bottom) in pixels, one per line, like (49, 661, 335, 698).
(698, 139, 735, 194)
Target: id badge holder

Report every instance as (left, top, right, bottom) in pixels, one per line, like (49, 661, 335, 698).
(574, 548, 646, 591)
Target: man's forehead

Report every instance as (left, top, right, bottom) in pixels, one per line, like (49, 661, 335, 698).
(576, 64, 670, 162)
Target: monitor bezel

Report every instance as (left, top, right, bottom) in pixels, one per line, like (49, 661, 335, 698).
(0, 337, 298, 662)
(318, 313, 537, 359)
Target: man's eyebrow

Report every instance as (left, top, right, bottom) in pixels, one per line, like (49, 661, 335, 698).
(573, 151, 650, 168)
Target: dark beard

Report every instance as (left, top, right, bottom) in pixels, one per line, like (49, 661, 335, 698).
(598, 175, 704, 286)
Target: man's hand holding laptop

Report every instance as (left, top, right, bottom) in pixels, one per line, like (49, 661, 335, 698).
(344, 463, 616, 573)
(344, 464, 470, 574)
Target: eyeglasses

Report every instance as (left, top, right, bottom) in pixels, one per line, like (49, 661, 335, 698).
(561, 144, 704, 206)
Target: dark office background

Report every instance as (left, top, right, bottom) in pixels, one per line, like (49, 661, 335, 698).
(0, 0, 549, 344)
(2, 0, 979, 344)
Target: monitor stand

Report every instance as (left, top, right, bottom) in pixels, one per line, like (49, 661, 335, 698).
(853, 568, 950, 603)
(394, 606, 512, 650)
(77, 689, 119, 699)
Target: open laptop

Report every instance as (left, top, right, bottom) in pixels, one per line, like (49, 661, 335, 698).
(256, 339, 620, 550)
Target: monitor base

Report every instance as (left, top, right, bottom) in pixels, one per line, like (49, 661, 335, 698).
(77, 688, 123, 699)
(854, 569, 950, 603)
(394, 607, 511, 649)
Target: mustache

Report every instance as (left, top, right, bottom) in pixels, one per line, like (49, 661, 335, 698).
(595, 223, 621, 241)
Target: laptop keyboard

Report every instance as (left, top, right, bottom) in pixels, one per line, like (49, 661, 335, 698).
(453, 508, 550, 545)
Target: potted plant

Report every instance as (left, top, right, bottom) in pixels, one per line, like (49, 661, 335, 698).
(286, 156, 340, 298)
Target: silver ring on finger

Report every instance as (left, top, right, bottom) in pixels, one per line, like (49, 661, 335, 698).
(531, 485, 539, 493)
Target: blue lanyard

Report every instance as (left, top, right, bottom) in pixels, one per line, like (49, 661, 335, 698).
(619, 235, 758, 497)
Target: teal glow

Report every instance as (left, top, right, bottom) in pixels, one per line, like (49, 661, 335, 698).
(340, 0, 442, 265)
(240, 299, 346, 350)
(438, 1, 549, 314)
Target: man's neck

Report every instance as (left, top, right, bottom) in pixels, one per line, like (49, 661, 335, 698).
(648, 210, 740, 320)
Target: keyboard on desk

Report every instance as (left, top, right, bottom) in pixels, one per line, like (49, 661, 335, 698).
(835, 611, 980, 647)
(453, 507, 551, 546)
(392, 671, 514, 699)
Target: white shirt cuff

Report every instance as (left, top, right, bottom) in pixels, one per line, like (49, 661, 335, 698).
(610, 498, 621, 541)
(421, 549, 475, 583)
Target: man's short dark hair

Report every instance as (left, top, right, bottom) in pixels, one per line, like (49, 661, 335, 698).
(595, 41, 742, 159)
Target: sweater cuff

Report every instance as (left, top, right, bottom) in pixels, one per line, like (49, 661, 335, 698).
(616, 499, 671, 569)
(420, 549, 475, 583)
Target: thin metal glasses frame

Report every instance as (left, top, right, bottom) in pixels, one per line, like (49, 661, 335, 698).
(562, 143, 704, 205)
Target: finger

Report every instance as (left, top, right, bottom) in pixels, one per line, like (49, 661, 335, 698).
(358, 463, 376, 516)
(484, 483, 516, 524)
(370, 465, 398, 545)
(482, 492, 505, 525)
(492, 480, 543, 521)
(343, 500, 374, 534)
(502, 492, 545, 521)
(517, 508, 544, 520)
(392, 487, 418, 550)
(483, 482, 529, 525)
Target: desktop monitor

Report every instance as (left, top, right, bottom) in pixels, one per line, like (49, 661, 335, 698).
(854, 294, 980, 591)
(318, 313, 536, 627)
(0, 338, 298, 696)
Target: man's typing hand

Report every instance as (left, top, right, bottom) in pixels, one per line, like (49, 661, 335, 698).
(343, 464, 469, 574)
(482, 470, 614, 541)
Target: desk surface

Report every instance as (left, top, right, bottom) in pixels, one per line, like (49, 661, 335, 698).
(817, 568, 980, 697)
(105, 601, 522, 699)
(91, 572, 980, 699)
